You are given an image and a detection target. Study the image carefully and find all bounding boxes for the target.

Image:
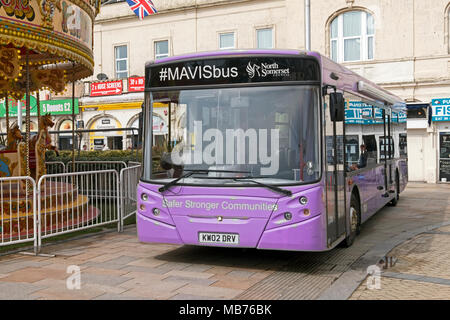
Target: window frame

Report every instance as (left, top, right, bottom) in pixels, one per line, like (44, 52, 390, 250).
(114, 44, 129, 79)
(256, 26, 274, 49)
(154, 39, 170, 60)
(329, 10, 375, 63)
(218, 31, 236, 50)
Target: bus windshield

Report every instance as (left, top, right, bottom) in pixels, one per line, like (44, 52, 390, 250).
(144, 85, 321, 186)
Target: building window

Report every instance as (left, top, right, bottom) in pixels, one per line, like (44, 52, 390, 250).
(155, 40, 169, 60)
(219, 32, 235, 50)
(330, 11, 374, 62)
(114, 45, 128, 79)
(257, 28, 273, 49)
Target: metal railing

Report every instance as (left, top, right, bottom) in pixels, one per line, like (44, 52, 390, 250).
(128, 161, 141, 167)
(119, 164, 141, 231)
(0, 161, 140, 253)
(66, 161, 127, 174)
(36, 170, 120, 252)
(0, 176, 37, 250)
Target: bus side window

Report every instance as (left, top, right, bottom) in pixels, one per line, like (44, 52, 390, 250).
(363, 135, 378, 165)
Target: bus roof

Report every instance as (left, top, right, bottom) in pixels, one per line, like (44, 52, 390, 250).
(146, 49, 405, 111)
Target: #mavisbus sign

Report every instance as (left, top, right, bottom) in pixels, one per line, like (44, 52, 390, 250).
(432, 99, 450, 122)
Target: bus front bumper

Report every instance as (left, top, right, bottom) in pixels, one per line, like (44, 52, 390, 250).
(137, 211, 327, 251)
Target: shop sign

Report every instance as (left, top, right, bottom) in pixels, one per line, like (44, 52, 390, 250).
(96, 118, 116, 129)
(440, 132, 450, 182)
(0, 97, 78, 117)
(432, 99, 450, 122)
(128, 77, 145, 92)
(41, 99, 79, 115)
(439, 159, 450, 183)
(90, 80, 123, 96)
(83, 107, 98, 111)
(345, 101, 406, 124)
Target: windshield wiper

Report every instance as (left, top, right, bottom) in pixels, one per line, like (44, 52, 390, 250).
(158, 169, 250, 192)
(232, 177, 292, 197)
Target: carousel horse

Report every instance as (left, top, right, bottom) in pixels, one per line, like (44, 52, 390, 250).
(6, 124, 23, 151)
(30, 113, 59, 156)
(0, 124, 21, 177)
(19, 114, 59, 181)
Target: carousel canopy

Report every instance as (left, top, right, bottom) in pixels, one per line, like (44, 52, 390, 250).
(0, 0, 101, 99)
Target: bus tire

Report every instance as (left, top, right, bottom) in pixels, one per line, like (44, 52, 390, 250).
(389, 172, 399, 206)
(345, 194, 360, 247)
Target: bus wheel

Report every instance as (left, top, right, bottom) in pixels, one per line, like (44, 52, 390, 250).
(345, 194, 360, 247)
(389, 173, 399, 206)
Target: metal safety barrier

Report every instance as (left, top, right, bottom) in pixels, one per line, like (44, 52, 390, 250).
(0, 162, 140, 254)
(0, 176, 37, 250)
(119, 164, 141, 231)
(66, 161, 127, 174)
(128, 161, 141, 167)
(36, 170, 120, 252)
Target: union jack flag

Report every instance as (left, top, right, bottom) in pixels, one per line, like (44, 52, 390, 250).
(126, 0, 157, 20)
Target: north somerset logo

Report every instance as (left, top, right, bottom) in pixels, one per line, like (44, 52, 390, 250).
(246, 62, 290, 78)
(246, 62, 261, 79)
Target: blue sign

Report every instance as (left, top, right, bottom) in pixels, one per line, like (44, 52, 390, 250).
(345, 101, 406, 125)
(394, 111, 407, 123)
(432, 99, 450, 122)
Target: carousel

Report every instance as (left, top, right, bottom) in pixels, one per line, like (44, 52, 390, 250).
(0, 0, 101, 238)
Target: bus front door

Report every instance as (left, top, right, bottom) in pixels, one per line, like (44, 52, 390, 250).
(324, 95, 347, 246)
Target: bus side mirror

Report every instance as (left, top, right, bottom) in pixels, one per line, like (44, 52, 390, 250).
(330, 92, 345, 122)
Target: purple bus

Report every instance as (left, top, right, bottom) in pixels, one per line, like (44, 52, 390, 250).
(137, 50, 408, 251)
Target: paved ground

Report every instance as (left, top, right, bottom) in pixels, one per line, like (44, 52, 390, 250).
(0, 182, 448, 300)
(350, 224, 450, 299)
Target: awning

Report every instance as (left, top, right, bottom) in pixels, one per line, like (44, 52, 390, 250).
(79, 92, 144, 106)
(406, 103, 430, 110)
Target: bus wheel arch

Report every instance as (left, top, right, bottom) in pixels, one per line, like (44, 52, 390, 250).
(345, 187, 361, 247)
(350, 187, 362, 235)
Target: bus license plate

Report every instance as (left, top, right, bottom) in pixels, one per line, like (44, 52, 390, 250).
(198, 232, 239, 245)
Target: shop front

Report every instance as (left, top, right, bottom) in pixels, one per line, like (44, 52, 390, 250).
(433, 98, 450, 183)
(89, 117, 123, 150)
(79, 87, 145, 151)
(344, 101, 407, 165)
(58, 119, 77, 150)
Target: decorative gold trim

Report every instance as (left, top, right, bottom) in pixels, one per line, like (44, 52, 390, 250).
(0, 33, 93, 80)
(0, 18, 94, 61)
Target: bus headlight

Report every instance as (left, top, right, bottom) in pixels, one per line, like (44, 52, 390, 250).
(139, 204, 146, 211)
(152, 208, 160, 216)
(299, 196, 308, 205)
(141, 193, 148, 201)
(284, 212, 292, 220)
